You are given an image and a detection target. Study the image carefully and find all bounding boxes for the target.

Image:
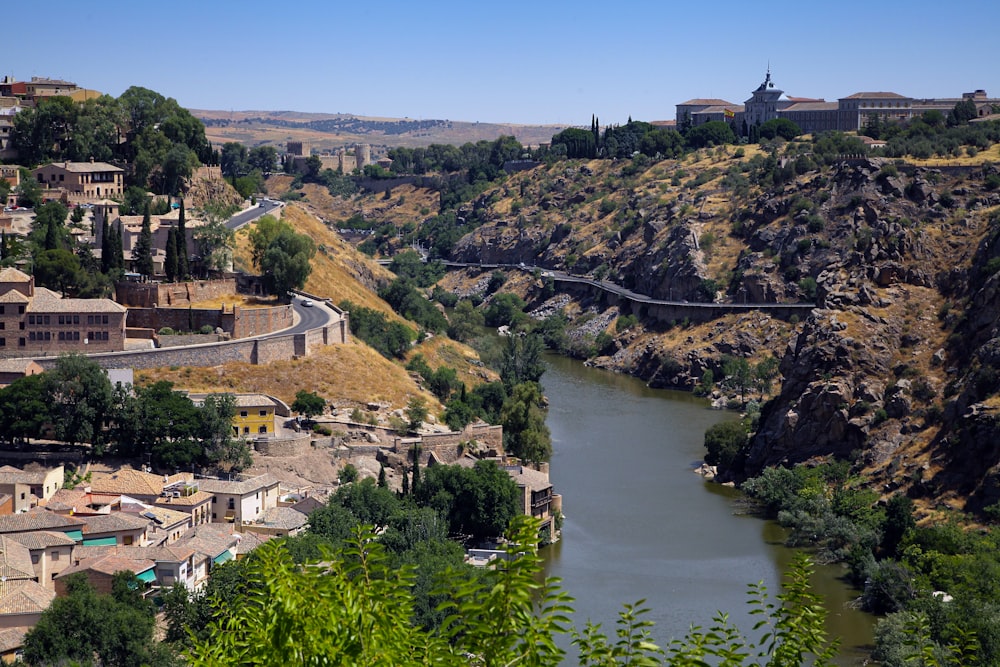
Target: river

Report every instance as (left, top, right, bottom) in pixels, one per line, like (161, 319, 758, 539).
(539, 354, 875, 664)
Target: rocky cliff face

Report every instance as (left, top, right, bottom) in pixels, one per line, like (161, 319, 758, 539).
(442, 151, 1000, 513)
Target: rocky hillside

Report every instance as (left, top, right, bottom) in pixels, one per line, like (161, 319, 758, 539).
(436, 146, 1000, 515)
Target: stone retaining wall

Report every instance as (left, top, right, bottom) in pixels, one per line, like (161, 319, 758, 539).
(116, 278, 239, 308)
(253, 433, 312, 457)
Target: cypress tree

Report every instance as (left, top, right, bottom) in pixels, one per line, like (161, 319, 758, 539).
(165, 227, 178, 282)
(133, 202, 155, 278)
(176, 200, 189, 279)
(410, 444, 421, 495)
(0, 229, 6, 261)
(377, 465, 387, 489)
(401, 468, 410, 496)
(101, 219, 112, 273)
(114, 223, 125, 271)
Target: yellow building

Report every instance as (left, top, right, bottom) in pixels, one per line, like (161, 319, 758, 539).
(186, 393, 289, 438)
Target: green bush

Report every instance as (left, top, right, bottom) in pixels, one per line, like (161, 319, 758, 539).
(703, 420, 747, 469)
(157, 327, 176, 336)
(199, 325, 215, 335)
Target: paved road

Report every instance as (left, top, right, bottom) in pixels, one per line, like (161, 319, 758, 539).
(226, 199, 283, 231)
(260, 296, 333, 338)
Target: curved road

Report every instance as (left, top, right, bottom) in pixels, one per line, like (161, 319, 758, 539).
(274, 296, 334, 337)
(226, 199, 283, 231)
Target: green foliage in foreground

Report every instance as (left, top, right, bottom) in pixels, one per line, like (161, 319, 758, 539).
(183, 516, 874, 667)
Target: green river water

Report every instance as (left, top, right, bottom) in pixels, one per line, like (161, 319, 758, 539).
(539, 354, 876, 665)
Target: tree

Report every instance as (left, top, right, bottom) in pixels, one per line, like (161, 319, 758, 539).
(133, 202, 155, 277)
(24, 572, 175, 667)
(703, 420, 748, 469)
(259, 227, 315, 298)
(407, 396, 428, 433)
(248, 145, 278, 173)
(447, 299, 484, 342)
(500, 381, 552, 464)
(292, 390, 326, 418)
(33, 248, 82, 296)
(220, 142, 248, 179)
(0, 374, 50, 445)
(165, 226, 179, 282)
(193, 218, 234, 275)
(686, 120, 737, 149)
(417, 460, 519, 541)
(15, 168, 43, 208)
(247, 215, 291, 269)
(176, 199, 189, 279)
(200, 393, 250, 473)
(760, 118, 803, 141)
(722, 355, 753, 404)
(949, 99, 978, 126)
(498, 333, 545, 391)
(46, 353, 114, 450)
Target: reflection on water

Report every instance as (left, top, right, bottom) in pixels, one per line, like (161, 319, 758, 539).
(539, 354, 874, 664)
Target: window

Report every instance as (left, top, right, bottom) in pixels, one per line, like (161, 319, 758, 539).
(73, 315, 80, 324)
(18, 305, 24, 314)
(243, 426, 250, 434)
(102, 315, 108, 324)
(43, 315, 50, 325)
(258, 425, 267, 434)
(87, 315, 94, 325)
(123, 535, 133, 545)
(0, 338, 4, 347)
(28, 315, 34, 324)
(58, 332, 65, 341)
(51, 551, 60, 561)
(18, 338, 24, 347)
(31, 554, 39, 564)
(211, 497, 216, 503)
(259, 410, 267, 417)
(0, 322, 4, 330)
(240, 410, 248, 417)
(227, 499, 235, 510)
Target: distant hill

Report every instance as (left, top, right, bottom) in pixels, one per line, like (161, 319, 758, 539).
(191, 109, 566, 151)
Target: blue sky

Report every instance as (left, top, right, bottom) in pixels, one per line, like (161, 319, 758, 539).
(6, 0, 999, 126)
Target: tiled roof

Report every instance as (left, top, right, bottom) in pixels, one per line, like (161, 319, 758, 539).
(7, 530, 76, 550)
(90, 469, 166, 497)
(0, 465, 57, 486)
(187, 393, 278, 409)
(0, 268, 31, 283)
(197, 474, 279, 497)
(0, 627, 29, 653)
(58, 554, 155, 578)
(290, 496, 324, 516)
(0, 536, 36, 580)
(0, 509, 85, 534)
(678, 98, 736, 106)
(257, 507, 308, 531)
(782, 101, 839, 112)
(82, 512, 150, 534)
(0, 580, 55, 616)
(841, 92, 909, 100)
(27, 288, 127, 314)
(40, 161, 122, 174)
(0, 359, 42, 374)
(153, 490, 213, 507)
(0, 290, 29, 303)
(692, 105, 743, 115)
(177, 523, 239, 559)
(134, 505, 191, 527)
(504, 465, 553, 493)
(234, 530, 271, 555)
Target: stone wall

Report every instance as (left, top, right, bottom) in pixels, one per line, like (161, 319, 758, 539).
(126, 304, 293, 339)
(252, 433, 312, 457)
(116, 278, 239, 308)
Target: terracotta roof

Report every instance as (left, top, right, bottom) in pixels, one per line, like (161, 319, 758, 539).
(90, 469, 166, 497)
(256, 507, 308, 531)
(58, 553, 155, 579)
(782, 101, 839, 112)
(40, 161, 122, 173)
(678, 98, 736, 106)
(0, 465, 58, 486)
(0, 536, 36, 580)
(0, 509, 85, 534)
(787, 96, 825, 103)
(132, 505, 191, 528)
(290, 496, 324, 516)
(692, 105, 743, 115)
(841, 92, 910, 100)
(0, 627, 29, 653)
(0, 268, 31, 283)
(152, 490, 213, 507)
(0, 290, 29, 303)
(27, 287, 127, 314)
(7, 530, 76, 550)
(197, 474, 279, 497)
(234, 530, 272, 555)
(0, 359, 42, 374)
(0, 580, 55, 616)
(176, 524, 239, 560)
(187, 393, 278, 409)
(81, 512, 150, 535)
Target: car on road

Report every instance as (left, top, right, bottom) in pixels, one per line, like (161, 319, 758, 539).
(302, 299, 314, 307)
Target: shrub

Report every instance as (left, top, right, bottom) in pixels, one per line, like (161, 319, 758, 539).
(199, 325, 215, 335)
(338, 464, 358, 484)
(703, 420, 747, 469)
(312, 424, 332, 436)
(157, 327, 176, 336)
